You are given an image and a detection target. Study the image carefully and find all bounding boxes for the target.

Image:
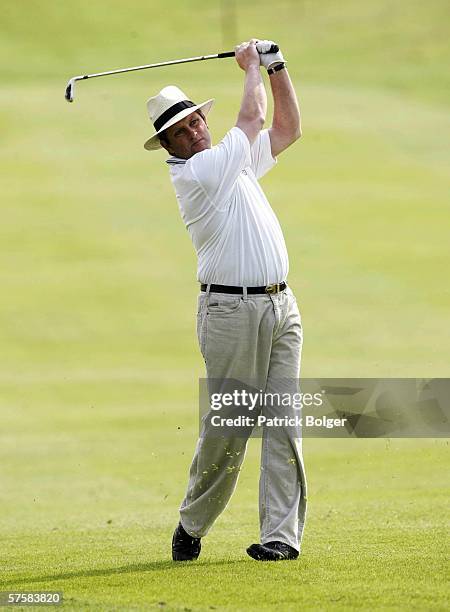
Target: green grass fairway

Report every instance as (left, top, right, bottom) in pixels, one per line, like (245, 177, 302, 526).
(1, 421, 448, 610)
(1, 0, 449, 609)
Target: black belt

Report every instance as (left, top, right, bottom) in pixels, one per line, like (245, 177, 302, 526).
(200, 282, 287, 295)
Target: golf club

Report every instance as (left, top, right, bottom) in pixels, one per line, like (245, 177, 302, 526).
(64, 45, 279, 103)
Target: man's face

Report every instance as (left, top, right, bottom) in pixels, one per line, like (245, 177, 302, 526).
(160, 111, 211, 159)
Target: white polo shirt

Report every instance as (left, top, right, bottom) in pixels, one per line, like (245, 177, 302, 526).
(166, 127, 289, 286)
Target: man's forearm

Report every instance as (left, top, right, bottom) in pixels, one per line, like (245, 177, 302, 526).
(269, 68, 301, 152)
(236, 65, 267, 143)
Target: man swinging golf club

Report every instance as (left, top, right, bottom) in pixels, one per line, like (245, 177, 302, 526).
(144, 39, 307, 561)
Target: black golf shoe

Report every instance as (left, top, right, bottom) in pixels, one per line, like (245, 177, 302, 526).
(246, 541, 299, 561)
(172, 522, 201, 561)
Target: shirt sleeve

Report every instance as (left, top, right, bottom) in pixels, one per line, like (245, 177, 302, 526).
(250, 129, 277, 179)
(188, 126, 251, 208)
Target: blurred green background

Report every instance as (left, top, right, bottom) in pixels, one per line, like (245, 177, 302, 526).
(1, 1, 449, 609)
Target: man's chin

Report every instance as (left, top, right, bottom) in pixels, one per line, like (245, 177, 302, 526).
(191, 140, 209, 154)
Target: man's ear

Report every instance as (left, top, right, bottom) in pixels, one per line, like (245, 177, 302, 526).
(159, 137, 174, 156)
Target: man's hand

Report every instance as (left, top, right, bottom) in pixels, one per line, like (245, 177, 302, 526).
(235, 39, 261, 72)
(256, 40, 285, 71)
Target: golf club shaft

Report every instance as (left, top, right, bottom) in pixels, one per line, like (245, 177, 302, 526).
(65, 45, 279, 102)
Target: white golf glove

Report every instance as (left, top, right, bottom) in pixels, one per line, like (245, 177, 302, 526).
(256, 40, 285, 71)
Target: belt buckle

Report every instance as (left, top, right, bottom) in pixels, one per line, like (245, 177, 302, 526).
(265, 283, 279, 294)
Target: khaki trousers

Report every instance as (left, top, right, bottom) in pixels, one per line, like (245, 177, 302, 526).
(179, 285, 307, 552)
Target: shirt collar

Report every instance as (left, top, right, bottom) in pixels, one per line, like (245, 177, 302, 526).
(166, 156, 187, 166)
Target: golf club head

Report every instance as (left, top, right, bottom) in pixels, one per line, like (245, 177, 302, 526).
(65, 78, 75, 103)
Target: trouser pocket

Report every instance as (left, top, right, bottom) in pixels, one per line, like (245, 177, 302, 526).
(196, 296, 208, 358)
(207, 294, 243, 316)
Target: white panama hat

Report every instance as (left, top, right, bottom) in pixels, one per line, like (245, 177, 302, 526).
(144, 85, 214, 151)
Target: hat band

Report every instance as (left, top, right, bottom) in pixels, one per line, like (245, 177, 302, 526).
(153, 99, 195, 132)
